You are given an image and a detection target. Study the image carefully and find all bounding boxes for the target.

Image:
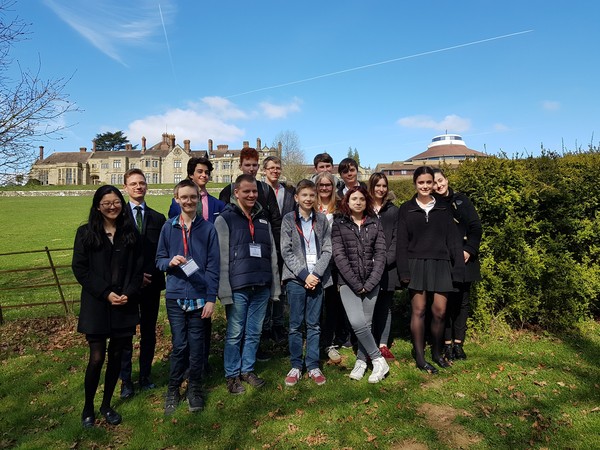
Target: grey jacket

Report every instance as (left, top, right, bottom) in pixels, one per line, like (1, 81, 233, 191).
(280, 208, 333, 288)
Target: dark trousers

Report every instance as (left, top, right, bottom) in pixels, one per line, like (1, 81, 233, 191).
(320, 284, 350, 348)
(444, 282, 471, 342)
(120, 287, 161, 382)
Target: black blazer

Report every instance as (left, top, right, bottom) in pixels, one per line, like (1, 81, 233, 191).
(72, 226, 143, 335)
(128, 203, 166, 291)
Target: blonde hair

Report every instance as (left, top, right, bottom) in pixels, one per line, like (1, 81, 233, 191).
(315, 172, 339, 214)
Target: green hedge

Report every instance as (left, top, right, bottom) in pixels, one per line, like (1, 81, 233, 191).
(390, 151, 600, 331)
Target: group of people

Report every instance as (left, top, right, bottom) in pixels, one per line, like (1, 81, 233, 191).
(72, 149, 482, 428)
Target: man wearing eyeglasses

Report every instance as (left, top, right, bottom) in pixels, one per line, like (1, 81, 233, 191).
(119, 168, 166, 399)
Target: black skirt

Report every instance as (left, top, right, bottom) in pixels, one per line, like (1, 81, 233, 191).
(408, 259, 453, 292)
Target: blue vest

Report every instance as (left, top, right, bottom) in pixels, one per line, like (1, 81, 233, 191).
(220, 205, 273, 291)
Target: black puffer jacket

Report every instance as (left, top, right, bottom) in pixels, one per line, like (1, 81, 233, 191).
(331, 214, 386, 294)
(436, 188, 482, 282)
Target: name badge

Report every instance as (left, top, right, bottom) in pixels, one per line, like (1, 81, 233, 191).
(181, 258, 200, 277)
(249, 243, 262, 257)
(306, 254, 317, 265)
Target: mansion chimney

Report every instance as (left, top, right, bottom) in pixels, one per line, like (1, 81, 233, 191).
(79, 147, 87, 153)
(256, 137, 261, 150)
(208, 139, 213, 152)
(184, 139, 191, 152)
(170, 134, 176, 149)
(125, 143, 132, 151)
(142, 136, 147, 152)
(92, 139, 96, 152)
(39, 146, 44, 161)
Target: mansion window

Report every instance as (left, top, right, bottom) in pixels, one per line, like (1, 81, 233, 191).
(111, 174, 124, 184)
(222, 161, 232, 170)
(213, 162, 219, 170)
(174, 160, 182, 168)
(223, 175, 231, 183)
(113, 160, 121, 169)
(129, 163, 136, 169)
(101, 163, 108, 169)
(65, 168, 74, 185)
(152, 173, 159, 184)
(145, 160, 150, 168)
(174, 174, 182, 183)
(152, 160, 158, 168)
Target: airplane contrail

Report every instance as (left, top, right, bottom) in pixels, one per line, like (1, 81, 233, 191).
(159, 3, 176, 80)
(226, 30, 533, 98)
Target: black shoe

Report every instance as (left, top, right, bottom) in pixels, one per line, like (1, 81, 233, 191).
(139, 377, 156, 391)
(120, 381, 135, 399)
(187, 383, 205, 412)
(100, 406, 122, 425)
(164, 387, 181, 416)
(433, 356, 451, 369)
(240, 372, 266, 388)
(226, 376, 245, 395)
(416, 361, 439, 375)
(443, 344, 454, 361)
(453, 343, 467, 360)
(81, 413, 95, 428)
(255, 348, 271, 362)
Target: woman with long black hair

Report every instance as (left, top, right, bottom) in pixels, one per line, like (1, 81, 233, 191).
(396, 166, 464, 374)
(72, 185, 142, 428)
(433, 169, 482, 360)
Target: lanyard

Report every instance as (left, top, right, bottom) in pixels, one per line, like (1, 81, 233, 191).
(246, 214, 255, 242)
(180, 216, 191, 257)
(295, 213, 315, 250)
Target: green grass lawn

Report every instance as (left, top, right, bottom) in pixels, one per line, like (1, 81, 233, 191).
(1, 312, 599, 449)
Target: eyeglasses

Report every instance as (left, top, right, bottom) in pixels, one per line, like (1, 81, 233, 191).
(318, 183, 333, 188)
(99, 200, 122, 208)
(265, 167, 282, 172)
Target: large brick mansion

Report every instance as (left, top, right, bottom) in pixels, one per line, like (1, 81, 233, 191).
(30, 135, 281, 186)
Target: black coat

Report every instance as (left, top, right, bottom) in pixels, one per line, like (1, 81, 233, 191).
(331, 214, 386, 294)
(396, 196, 465, 283)
(72, 226, 143, 335)
(128, 202, 166, 291)
(436, 188, 482, 282)
(377, 200, 399, 291)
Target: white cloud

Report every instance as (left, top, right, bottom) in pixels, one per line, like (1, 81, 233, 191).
(259, 98, 302, 119)
(493, 123, 510, 131)
(43, 0, 176, 65)
(542, 100, 560, 111)
(397, 114, 471, 132)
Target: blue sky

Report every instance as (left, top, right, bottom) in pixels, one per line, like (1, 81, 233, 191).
(9, 1, 600, 168)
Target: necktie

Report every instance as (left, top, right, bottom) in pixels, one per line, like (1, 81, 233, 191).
(134, 205, 143, 232)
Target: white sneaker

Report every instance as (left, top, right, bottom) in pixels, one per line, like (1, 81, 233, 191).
(368, 356, 390, 383)
(285, 368, 302, 386)
(349, 359, 368, 380)
(326, 346, 342, 364)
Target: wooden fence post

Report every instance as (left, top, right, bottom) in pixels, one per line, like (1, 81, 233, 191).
(45, 246, 69, 315)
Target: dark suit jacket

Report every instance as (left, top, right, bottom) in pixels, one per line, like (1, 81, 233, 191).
(336, 181, 367, 201)
(130, 202, 166, 291)
(168, 193, 225, 224)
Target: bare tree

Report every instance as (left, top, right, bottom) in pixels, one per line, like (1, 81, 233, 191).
(271, 130, 307, 185)
(0, 1, 78, 184)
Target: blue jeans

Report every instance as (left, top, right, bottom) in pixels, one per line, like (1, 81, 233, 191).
(224, 286, 270, 378)
(287, 281, 322, 371)
(166, 299, 206, 388)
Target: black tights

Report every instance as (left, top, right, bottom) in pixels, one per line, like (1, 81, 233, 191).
(83, 336, 131, 416)
(410, 291, 447, 366)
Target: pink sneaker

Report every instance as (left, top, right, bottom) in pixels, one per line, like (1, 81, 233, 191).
(379, 345, 396, 361)
(285, 368, 302, 386)
(308, 368, 326, 385)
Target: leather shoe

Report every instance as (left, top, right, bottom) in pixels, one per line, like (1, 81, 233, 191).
(416, 361, 439, 375)
(433, 356, 451, 369)
(120, 381, 135, 399)
(100, 407, 122, 425)
(81, 414, 95, 428)
(139, 377, 156, 390)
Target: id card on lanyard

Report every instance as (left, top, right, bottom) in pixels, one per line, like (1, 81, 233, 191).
(247, 214, 262, 258)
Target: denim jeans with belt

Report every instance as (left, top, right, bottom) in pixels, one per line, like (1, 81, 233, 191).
(165, 299, 205, 388)
(224, 286, 270, 378)
(287, 281, 322, 371)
